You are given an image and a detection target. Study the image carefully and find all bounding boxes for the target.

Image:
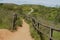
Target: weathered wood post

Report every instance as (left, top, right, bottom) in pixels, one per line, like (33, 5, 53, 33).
(13, 13, 17, 30)
(50, 28, 53, 40)
(37, 22, 40, 28)
(32, 18, 44, 40)
(32, 18, 35, 27)
(37, 22, 44, 40)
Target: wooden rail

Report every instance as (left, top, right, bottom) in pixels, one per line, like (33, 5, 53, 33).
(23, 14, 60, 40)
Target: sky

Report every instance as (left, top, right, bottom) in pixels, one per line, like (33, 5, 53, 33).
(0, 0, 59, 7)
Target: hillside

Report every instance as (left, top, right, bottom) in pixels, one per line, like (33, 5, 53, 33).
(0, 3, 60, 40)
(0, 3, 59, 23)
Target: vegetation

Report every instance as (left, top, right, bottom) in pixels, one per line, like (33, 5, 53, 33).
(0, 3, 23, 30)
(0, 3, 60, 40)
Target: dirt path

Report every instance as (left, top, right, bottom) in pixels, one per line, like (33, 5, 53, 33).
(0, 19, 34, 40)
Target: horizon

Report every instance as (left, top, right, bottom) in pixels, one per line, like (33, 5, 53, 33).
(0, 0, 59, 7)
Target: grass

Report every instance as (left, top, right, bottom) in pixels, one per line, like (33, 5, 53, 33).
(53, 31, 60, 40)
(0, 3, 60, 40)
(0, 8, 23, 31)
(30, 23, 41, 40)
(24, 18, 41, 40)
(23, 16, 60, 40)
(0, 24, 8, 29)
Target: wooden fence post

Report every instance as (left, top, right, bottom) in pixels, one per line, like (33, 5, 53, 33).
(32, 18, 35, 27)
(13, 13, 17, 30)
(37, 22, 39, 28)
(50, 28, 53, 40)
(37, 23, 44, 40)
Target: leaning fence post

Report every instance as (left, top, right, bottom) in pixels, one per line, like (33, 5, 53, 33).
(50, 28, 53, 40)
(32, 18, 35, 27)
(12, 13, 17, 30)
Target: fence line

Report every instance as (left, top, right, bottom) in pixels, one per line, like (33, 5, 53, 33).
(23, 14, 60, 40)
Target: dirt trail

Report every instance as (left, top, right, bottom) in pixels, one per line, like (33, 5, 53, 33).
(0, 19, 34, 40)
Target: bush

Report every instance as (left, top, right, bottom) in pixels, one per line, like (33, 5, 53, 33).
(16, 16, 23, 27)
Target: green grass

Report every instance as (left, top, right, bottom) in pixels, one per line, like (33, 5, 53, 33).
(30, 24, 41, 40)
(0, 24, 8, 29)
(23, 16, 60, 40)
(16, 17, 23, 27)
(0, 8, 23, 31)
(24, 18, 41, 40)
(0, 3, 60, 40)
(53, 31, 60, 40)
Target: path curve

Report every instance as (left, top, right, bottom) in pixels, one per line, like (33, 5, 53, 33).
(0, 19, 34, 40)
(28, 8, 34, 15)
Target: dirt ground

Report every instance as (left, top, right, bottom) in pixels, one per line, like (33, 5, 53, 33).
(0, 19, 34, 40)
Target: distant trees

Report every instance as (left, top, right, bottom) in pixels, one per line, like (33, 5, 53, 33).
(55, 8, 60, 24)
(0, 3, 60, 27)
(0, 3, 3, 5)
(20, 5, 60, 24)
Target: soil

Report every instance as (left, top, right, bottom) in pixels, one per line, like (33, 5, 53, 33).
(0, 19, 34, 40)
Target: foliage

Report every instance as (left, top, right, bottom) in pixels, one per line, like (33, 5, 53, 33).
(0, 3, 60, 40)
(0, 4, 23, 30)
(16, 15, 22, 27)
